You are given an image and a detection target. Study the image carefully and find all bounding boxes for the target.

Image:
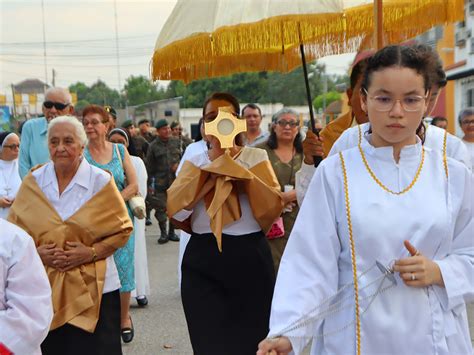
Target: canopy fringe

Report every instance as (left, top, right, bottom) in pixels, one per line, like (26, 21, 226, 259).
(151, 0, 464, 83)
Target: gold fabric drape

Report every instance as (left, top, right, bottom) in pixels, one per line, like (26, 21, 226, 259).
(167, 151, 283, 251)
(8, 169, 133, 332)
(320, 109, 354, 156)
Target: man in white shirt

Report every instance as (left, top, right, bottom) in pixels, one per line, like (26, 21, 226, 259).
(459, 107, 474, 171)
(241, 104, 270, 147)
(0, 219, 53, 355)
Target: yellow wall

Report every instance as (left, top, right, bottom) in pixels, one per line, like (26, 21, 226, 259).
(436, 24, 456, 134)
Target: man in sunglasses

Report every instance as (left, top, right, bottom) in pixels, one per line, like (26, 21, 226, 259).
(19, 87, 74, 178)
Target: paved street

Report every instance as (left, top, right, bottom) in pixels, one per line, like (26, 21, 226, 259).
(123, 223, 192, 355)
(124, 222, 474, 354)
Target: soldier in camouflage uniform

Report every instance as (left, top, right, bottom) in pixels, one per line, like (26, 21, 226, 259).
(170, 121, 193, 156)
(146, 119, 182, 244)
(122, 119, 149, 160)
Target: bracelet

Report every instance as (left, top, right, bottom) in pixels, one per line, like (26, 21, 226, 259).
(91, 247, 97, 262)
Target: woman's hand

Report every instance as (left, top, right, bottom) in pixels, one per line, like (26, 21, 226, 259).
(0, 197, 13, 208)
(302, 130, 324, 164)
(256, 337, 292, 355)
(37, 243, 67, 269)
(62, 241, 94, 272)
(282, 190, 297, 205)
(393, 240, 444, 288)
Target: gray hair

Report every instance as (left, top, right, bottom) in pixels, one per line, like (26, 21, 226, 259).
(45, 87, 73, 105)
(272, 108, 299, 123)
(47, 115, 87, 146)
(458, 107, 474, 126)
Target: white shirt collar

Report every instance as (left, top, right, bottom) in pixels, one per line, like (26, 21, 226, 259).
(42, 158, 91, 195)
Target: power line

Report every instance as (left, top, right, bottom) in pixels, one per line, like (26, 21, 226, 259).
(0, 58, 148, 67)
(0, 52, 151, 58)
(0, 34, 156, 46)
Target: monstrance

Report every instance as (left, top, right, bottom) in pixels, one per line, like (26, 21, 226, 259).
(204, 107, 247, 150)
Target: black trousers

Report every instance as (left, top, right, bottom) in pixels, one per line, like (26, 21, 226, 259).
(41, 290, 122, 355)
(181, 231, 275, 355)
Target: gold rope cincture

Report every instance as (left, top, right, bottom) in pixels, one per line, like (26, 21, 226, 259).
(266, 157, 397, 348)
(357, 124, 362, 146)
(358, 145, 425, 195)
(340, 151, 361, 355)
(442, 130, 449, 179)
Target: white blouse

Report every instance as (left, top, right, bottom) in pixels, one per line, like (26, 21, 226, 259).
(0, 219, 52, 355)
(271, 136, 473, 354)
(173, 147, 268, 235)
(0, 159, 22, 219)
(32, 159, 120, 293)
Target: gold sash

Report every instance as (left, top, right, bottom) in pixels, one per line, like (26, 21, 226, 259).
(8, 169, 133, 332)
(167, 151, 283, 251)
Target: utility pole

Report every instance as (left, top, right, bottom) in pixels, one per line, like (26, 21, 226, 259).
(11, 84, 17, 118)
(41, 0, 49, 87)
(322, 74, 328, 119)
(113, 0, 122, 93)
(52, 69, 56, 87)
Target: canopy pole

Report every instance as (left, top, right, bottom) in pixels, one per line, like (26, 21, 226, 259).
(374, 0, 383, 49)
(299, 43, 322, 167)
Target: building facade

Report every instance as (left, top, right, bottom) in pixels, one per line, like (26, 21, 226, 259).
(446, 0, 474, 136)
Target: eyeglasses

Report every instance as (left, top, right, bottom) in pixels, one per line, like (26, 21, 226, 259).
(461, 119, 474, 126)
(276, 120, 299, 128)
(43, 101, 70, 110)
(362, 89, 428, 112)
(82, 120, 106, 126)
(3, 144, 20, 150)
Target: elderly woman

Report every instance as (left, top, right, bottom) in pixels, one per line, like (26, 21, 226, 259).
(82, 105, 138, 342)
(8, 115, 132, 354)
(0, 132, 21, 219)
(108, 128, 150, 307)
(256, 108, 303, 273)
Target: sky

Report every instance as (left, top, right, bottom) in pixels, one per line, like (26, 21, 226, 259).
(0, 0, 355, 98)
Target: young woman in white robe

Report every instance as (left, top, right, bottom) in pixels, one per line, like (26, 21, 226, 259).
(258, 45, 473, 355)
(108, 128, 151, 306)
(0, 219, 52, 355)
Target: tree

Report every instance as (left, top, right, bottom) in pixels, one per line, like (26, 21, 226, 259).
(69, 80, 122, 109)
(164, 62, 348, 108)
(313, 91, 341, 111)
(124, 75, 166, 106)
(69, 82, 89, 101)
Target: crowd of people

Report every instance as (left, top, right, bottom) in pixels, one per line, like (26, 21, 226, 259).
(0, 42, 473, 355)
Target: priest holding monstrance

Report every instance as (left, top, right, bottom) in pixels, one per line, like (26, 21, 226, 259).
(167, 92, 284, 355)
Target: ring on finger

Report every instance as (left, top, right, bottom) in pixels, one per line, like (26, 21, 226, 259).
(411, 273, 416, 281)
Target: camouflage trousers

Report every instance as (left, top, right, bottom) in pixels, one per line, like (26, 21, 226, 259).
(146, 191, 168, 224)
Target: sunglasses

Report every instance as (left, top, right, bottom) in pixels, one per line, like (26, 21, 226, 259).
(43, 101, 70, 110)
(3, 144, 20, 150)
